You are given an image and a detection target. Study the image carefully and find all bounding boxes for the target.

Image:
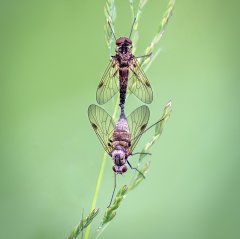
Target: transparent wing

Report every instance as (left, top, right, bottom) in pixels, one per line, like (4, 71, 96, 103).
(88, 104, 115, 154)
(96, 59, 119, 105)
(127, 105, 150, 152)
(128, 58, 153, 104)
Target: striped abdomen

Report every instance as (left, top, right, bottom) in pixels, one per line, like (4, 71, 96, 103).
(118, 67, 129, 107)
(112, 117, 131, 153)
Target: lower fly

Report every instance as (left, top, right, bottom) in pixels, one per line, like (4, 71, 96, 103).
(88, 104, 164, 207)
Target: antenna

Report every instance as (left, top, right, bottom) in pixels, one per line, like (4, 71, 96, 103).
(108, 20, 117, 41)
(129, 17, 136, 39)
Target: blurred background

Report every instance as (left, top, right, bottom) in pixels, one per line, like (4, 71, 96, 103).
(1, 0, 240, 238)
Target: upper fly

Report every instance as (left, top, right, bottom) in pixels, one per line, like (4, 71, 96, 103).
(96, 18, 153, 108)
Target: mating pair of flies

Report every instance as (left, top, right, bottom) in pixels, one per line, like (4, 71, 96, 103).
(88, 19, 162, 206)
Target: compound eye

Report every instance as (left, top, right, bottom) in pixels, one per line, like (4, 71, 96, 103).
(112, 166, 117, 172)
(125, 38, 132, 45)
(116, 37, 125, 45)
(122, 165, 127, 173)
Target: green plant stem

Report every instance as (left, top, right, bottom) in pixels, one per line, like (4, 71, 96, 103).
(83, 99, 119, 239)
(83, 154, 107, 239)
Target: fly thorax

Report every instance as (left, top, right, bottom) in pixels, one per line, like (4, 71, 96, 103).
(115, 118, 129, 131)
(112, 150, 127, 166)
(117, 52, 131, 67)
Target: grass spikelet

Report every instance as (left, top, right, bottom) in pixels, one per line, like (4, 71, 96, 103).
(139, 101, 172, 163)
(140, 0, 176, 69)
(104, 0, 116, 56)
(101, 185, 128, 224)
(68, 208, 99, 239)
(96, 185, 128, 238)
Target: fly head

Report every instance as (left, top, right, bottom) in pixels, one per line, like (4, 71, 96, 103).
(112, 165, 128, 174)
(116, 37, 132, 47)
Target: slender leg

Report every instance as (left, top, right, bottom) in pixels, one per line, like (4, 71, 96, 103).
(107, 172, 117, 208)
(135, 53, 152, 59)
(127, 160, 145, 179)
(131, 152, 152, 156)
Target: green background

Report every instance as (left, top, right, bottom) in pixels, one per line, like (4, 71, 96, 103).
(1, 0, 239, 238)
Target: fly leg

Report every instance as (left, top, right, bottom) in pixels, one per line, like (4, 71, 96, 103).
(131, 152, 152, 156)
(107, 172, 117, 208)
(127, 160, 145, 179)
(134, 53, 152, 59)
